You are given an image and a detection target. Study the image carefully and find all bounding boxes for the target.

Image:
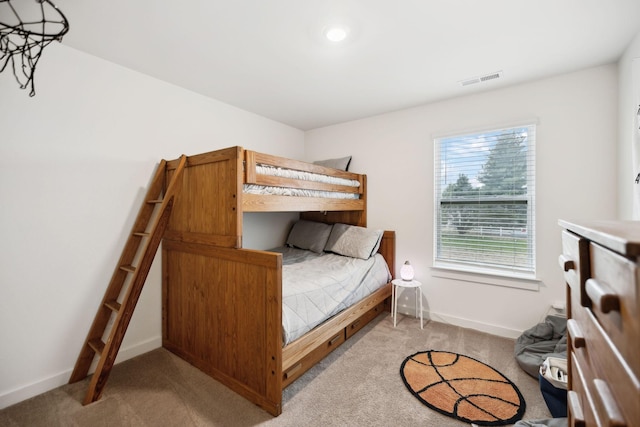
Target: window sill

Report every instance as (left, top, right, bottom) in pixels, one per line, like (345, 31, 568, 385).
(431, 265, 540, 291)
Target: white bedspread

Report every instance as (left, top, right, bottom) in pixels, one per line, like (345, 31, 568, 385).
(271, 246, 391, 346)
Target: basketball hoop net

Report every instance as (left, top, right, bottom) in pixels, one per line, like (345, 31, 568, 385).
(0, 0, 69, 96)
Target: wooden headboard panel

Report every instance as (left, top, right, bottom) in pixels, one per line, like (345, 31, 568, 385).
(299, 210, 367, 227)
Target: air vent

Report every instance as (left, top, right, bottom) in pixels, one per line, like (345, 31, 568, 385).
(459, 70, 503, 87)
(460, 77, 480, 87)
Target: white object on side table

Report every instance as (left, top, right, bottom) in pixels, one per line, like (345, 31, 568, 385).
(391, 278, 423, 329)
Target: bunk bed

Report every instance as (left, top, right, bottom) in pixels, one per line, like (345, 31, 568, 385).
(161, 146, 395, 416)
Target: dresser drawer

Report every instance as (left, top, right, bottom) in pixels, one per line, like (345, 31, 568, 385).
(560, 231, 590, 308)
(587, 242, 640, 378)
(567, 319, 592, 378)
(573, 310, 640, 425)
(560, 231, 582, 290)
(569, 353, 597, 427)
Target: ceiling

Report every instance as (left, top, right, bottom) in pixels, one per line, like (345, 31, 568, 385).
(58, 0, 640, 130)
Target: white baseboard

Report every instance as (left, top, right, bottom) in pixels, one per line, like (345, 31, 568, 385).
(395, 305, 523, 339)
(0, 336, 162, 410)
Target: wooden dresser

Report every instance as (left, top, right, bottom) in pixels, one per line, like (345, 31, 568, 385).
(559, 220, 640, 427)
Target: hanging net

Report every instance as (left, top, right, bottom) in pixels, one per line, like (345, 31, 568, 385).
(0, 0, 69, 96)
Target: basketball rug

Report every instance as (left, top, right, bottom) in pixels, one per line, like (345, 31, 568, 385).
(400, 350, 526, 425)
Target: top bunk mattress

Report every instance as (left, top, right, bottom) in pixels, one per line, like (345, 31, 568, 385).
(244, 164, 361, 200)
(272, 246, 391, 346)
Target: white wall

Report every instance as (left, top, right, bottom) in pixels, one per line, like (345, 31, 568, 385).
(305, 64, 618, 338)
(0, 44, 304, 409)
(618, 30, 640, 219)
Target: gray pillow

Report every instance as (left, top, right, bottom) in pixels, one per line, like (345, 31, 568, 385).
(324, 223, 383, 260)
(313, 156, 352, 171)
(286, 220, 333, 253)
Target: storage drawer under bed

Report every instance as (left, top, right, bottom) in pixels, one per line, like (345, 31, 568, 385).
(346, 301, 385, 339)
(282, 301, 386, 387)
(282, 329, 345, 388)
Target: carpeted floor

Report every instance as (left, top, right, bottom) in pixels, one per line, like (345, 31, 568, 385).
(0, 315, 551, 426)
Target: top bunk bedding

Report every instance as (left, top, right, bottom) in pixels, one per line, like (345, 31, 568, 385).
(244, 164, 361, 200)
(273, 246, 391, 345)
(242, 149, 365, 209)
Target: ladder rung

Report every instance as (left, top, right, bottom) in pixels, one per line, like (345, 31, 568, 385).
(147, 199, 163, 204)
(119, 265, 136, 273)
(132, 232, 149, 237)
(88, 339, 105, 355)
(104, 299, 121, 313)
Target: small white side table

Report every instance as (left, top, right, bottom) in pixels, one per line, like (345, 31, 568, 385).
(391, 279, 423, 329)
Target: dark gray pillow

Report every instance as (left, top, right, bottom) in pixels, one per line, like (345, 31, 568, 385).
(286, 220, 333, 253)
(313, 156, 352, 171)
(324, 223, 383, 260)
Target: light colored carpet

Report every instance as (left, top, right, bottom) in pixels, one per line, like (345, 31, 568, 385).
(0, 315, 551, 426)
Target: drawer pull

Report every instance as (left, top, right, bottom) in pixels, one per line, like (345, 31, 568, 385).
(350, 320, 361, 329)
(585, 278, 620, 314)
(593, 379, 626, 427)
(567, 319, 586, 349)
(328, 334, 342, 346)
(567, 391, 586, 427)
(283, 363, 302, 380)
(558, 254, 575, 272)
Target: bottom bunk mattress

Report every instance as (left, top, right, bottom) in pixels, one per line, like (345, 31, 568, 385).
(271, 246, 392, 345)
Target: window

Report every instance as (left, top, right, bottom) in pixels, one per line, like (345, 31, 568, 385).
(434, 123, 536, 279)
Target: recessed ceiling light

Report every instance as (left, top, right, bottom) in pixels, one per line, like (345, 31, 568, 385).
(324, 26, 348, 42)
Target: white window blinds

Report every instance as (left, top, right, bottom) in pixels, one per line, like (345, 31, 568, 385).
(434, 124, 536, 278)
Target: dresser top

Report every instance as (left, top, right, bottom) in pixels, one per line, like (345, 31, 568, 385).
(559, 220, 640, 257)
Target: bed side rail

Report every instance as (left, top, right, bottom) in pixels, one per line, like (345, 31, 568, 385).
(244, 149, 365, 195)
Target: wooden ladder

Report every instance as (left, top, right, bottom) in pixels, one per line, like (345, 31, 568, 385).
(69, 155, 187, 405)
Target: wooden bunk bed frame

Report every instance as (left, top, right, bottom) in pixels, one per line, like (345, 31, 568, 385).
(161, 146, 395, 416)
